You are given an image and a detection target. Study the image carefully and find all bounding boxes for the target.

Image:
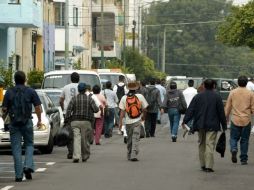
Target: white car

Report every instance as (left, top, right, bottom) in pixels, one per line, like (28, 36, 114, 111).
(0, 91, 60, 154)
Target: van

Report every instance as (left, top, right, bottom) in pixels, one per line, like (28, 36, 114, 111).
(42, 70, 101, 89)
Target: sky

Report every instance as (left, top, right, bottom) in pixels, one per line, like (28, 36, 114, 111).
(233, 0, 250, 5)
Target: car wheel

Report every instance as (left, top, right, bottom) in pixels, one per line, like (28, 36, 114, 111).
(39, 129, 54, 154)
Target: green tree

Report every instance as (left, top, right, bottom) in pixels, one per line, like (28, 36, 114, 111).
(217, 1, 254, 48)
(27, 70, 44, 88)
(143, 0, 254, 78)
(0, 61, 13, 88)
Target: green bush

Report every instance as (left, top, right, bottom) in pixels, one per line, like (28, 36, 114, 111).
(0, 61, 13, 88)
(27, 70, 44, 88)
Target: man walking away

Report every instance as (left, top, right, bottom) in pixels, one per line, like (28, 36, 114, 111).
(59, 72, 79, 159)
(65, 83, 99, 163)
(119, 81, 148, 161)
(182, 79, 227, 172)
(113, 75, 128, 130)
(145, 78, 162, 137)
(155, 79, 166, 124)
(2, 71, 42, 182)
(225, 76, 254, 165)
(183, 79, 197, 131)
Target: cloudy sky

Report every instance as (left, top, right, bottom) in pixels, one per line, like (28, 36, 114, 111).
(233, 0, 250, 5)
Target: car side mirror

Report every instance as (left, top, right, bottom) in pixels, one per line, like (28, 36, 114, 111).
(46, 107, 59, 115)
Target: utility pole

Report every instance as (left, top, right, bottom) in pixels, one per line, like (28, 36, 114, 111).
(162, 28, 166, 73)
(100, 0, 104, 68)
(64, 0, 69, 70)
(123, 0, 126, 67)
(137, 5, 141, 52)
(132, 20, 136, 50)
(156, 32, 160, 70)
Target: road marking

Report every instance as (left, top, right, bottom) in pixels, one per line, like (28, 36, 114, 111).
(0, 186, 14, 190)
(35, 168, 47, 172)
(46, 162, 55, 166)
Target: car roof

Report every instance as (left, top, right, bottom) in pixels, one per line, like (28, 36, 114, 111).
(44, 70, 99, 76)
(36, 89, 62, 93)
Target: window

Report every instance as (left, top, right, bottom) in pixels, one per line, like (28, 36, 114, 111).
(73, 7, 78, 26)
(8, 0, 20, 4)
(55, 2, 65, 27)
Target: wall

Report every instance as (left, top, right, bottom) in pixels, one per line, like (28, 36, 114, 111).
(0, 29, 7, 65)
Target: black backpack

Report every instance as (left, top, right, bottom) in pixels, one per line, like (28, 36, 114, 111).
(9, 87, 32, 126)
(146, 87, 157, 108)
(116, 84, 125, 101)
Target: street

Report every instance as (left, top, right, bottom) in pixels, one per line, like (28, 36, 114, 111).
(1, 122, 254, 190)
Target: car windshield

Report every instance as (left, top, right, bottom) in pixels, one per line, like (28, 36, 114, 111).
(99, 74, 123, 87)
(45, 92, 61, 107)
(42, 74, 101, 89)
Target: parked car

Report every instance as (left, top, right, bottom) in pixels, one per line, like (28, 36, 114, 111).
(37, 89, 64, 128)
(41, 70, 101, 89)
(0, 90, 60, 154)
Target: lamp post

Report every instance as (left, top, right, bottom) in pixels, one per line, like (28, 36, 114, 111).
(64, 0, 69, 70)
(162, 28, 183, 73)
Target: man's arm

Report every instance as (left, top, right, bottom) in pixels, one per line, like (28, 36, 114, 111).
(35, 105, 42, 127)
(224, 92, 232, 122)
(119, 109, 125, 131)
(59, 97, 64, 111)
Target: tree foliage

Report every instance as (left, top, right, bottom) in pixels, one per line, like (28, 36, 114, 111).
(27, 70, 44, 88)
(143, 0, 254, 78)
(217, 1, 254, 48)
(0, 61, 13, 88)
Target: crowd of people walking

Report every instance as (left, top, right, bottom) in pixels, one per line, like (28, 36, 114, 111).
(2, 71, 254, 181)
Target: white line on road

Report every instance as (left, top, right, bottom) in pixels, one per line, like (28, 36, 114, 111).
(0, 161, 55, 165)
(0, 186, 14, 190)
(35, 168, 47, 172)
(46, 162, 56, 166)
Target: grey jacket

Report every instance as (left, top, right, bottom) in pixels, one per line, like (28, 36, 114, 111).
(146, 85, 162, 113)
(163, 89, 186, 109)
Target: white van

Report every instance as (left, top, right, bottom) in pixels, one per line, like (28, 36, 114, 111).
(42, 70, 101, 89)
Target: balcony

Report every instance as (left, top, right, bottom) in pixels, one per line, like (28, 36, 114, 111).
(0, 0, 42, 28)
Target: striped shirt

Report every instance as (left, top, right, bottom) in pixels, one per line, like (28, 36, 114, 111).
(65, 93, 99, 122)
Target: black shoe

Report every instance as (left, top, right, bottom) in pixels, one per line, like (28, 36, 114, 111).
(96, 143, 101, 145)
(23, 168, 32, 180)
(151, 135, 155, 137)
(172, 136, 177, 142)
(82, 156, 89, 162)
(201, 166, 206, 171)
(205, 168, 214, 172)
(241, 161, 248, 165)
(130, 158, 139, 162)
(73, 159, 79, 163)
(67, 154, 73, 159)
(15, 178, 23, 182)
(231, 151, 237, 163)
(157, 120, 161, 124)
(124, 137, 127, 144)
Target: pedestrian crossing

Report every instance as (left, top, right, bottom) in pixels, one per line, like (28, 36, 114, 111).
(0, 161, 56, 190)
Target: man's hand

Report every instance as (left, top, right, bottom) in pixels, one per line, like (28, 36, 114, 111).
(160, 109, 164, 114)
(181, 122, 186, 129)
(37, 120, 42, 128)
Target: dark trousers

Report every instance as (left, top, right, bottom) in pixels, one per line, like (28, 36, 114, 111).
(145, 112, 158, 137)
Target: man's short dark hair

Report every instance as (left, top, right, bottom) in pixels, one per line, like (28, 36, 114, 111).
(170, 81, 177, 89)
(150, 78, 156, 85)
(238, 76, 248, 87)
(106, 81, 112, 89)
(119, 75, 125, 82)
(92, 85, 101, 94)
(156, 78, 161, 84)
(71, 72, 80, 83)
(14, 71, 26, 85)
(204, 79, 214, 90)
(188, 79, 194, 87)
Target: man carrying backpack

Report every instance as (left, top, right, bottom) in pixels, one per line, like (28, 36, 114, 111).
(2, 71, 42, 182)
(119, 81, 148, 161)
(145, 78, 162, 137)
(113, 75, 128, 131)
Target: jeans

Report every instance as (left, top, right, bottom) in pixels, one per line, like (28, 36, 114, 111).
(104, 108, 115, 136)
(167, 108, 181, 137)
(9, 119, 34, 179)
(230, 122, 251, 162)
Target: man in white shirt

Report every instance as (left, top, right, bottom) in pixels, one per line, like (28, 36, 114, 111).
(119, 81, 148, 161)
(183, 79, 198, 107)
(155, 79, 166, 124)
(183, 79, 197, 132)
(60, 72, 79, 159)
(246, 77, 254, 92)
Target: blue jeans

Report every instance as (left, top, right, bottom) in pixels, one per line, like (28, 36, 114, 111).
(230, 122, 251, 162)
(104, 108, 115, 136)
(168, 108, 181, 137)
(9, 119, 34, 179)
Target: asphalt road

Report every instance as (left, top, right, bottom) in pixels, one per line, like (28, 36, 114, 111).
(1, 116, 254, 190)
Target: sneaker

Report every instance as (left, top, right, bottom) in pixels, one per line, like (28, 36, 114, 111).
(205, 168, 214, 172)
(73, 159, 79, 163)
(231, 151, 237, 163)
(241, 161, 248, 165)
(23, 168, 32, 180)
(201, 166, 206, 171)
(172, 136, 177, 142)
(67, 154, 73, 159)
(15, 178, 23, 182)
(130, 158, 139, 162)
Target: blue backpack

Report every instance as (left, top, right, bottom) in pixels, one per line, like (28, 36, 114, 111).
(9, 87, 32, 126)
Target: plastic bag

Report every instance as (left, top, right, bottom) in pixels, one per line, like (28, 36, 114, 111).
(55, 124, 73, 147)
